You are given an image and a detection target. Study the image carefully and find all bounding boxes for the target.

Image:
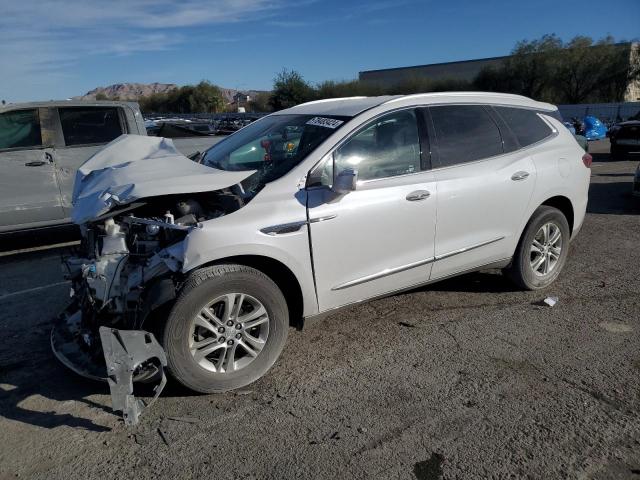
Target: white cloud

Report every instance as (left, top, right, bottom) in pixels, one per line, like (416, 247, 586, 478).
(0, 0, 309, 100)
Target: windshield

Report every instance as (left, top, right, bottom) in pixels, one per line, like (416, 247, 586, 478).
(202, 114, 349, 191)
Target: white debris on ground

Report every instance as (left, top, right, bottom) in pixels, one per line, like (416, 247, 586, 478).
(543, 296, 558, 307)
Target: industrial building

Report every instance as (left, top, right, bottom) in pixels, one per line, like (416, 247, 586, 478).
(359, 42, 640, 102)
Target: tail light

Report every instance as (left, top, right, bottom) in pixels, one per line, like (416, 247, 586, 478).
(582, 153, 592, 168)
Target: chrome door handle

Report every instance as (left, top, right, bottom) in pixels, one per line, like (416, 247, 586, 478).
(406, 190, 431, 201)
(511, 171, 530, 181)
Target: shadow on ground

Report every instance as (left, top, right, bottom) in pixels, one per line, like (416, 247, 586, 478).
(0, 357, 112, 432)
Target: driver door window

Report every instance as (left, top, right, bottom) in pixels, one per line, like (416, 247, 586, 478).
(334, 110, 421, 181)
(0, 109, 42, 150)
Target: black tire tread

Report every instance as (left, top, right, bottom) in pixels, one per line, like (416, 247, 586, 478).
(162, 264, 288, 393)
(504, 206, 570, 291)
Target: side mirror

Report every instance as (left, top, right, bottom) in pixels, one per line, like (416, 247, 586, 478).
(333, 168, 358, 194)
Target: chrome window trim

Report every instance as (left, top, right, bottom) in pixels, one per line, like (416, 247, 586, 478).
(306, 102, 559, 185)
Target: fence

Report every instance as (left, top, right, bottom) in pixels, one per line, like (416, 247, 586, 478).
(145, 102, 640, 127)
(558, 102, 640, 125)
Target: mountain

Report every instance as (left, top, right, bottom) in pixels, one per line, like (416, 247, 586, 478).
(75, 83, 178, 101)
(76, 83, 268, 103)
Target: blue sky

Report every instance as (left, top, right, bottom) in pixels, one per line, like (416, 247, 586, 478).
(1, 0, 638, 102)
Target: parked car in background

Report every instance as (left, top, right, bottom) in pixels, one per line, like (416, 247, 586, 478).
(54, 93, 591, 405)
(0, 101, 146, 233)
(608, 120, 640, 159)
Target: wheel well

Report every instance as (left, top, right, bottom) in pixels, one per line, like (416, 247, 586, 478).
(208, 255, 304, 329)
(541, 196, 574, 234)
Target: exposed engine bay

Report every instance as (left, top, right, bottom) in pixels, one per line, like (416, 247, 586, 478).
(52, 187, 248, 423)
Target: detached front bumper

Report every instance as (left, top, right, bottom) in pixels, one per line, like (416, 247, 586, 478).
(51, 307, 108, 381)
(52, 304, 168, 425)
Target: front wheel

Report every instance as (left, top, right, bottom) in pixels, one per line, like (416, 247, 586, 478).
(504, 206, 570, 290)
(162, 264, 289, 393)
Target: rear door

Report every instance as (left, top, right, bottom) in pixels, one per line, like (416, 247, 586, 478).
(53, 106, 127, 215)
(427, 104, 537, 279)
(0, 108, 65, 231)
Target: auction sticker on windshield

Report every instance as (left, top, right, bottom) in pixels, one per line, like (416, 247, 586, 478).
(306, 117, 344, 129)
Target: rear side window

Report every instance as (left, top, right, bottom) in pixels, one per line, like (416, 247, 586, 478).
(494, 106, 553, 147)
(59, 107, 123, 146)
(0, 109, 42, 149)
(429, 105, 503, 167)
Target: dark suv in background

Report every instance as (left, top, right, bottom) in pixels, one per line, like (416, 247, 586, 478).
(609, 117, 640, 159)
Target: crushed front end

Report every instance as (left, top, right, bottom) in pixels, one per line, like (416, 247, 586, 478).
(52, 208, 189, 381)
(52, 135, 256, 423)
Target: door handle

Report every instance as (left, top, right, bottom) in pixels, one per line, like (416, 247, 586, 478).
(25, 161, 47, 167)
(406, 190, 431, 201)
(511, 171, 530, 181)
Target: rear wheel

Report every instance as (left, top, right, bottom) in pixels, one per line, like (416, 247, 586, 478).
(162, 264, 289, 393)
(504, 206, 570, 290)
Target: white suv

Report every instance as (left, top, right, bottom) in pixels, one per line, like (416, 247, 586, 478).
(54, 93, 591, 395)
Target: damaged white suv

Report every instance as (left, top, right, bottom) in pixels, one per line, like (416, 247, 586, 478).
(54, 93, 591, 399)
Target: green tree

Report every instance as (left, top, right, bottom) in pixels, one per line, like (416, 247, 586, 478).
(474, 34, 562, 100)
(188, 81, 224, 113)
(269, 69, 315, 111)
(474, 34, 638, 103)
(554, 36, 633, 103)
(247, 92, 273, 112)
(95, 92, 108, 100)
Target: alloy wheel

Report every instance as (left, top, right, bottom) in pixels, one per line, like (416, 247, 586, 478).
(189, 293, 269, 373)
(530, 222, 563, 276)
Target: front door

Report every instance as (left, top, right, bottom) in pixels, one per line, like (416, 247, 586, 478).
(0, 108, 64, 230)
(306, 109, 438, 312)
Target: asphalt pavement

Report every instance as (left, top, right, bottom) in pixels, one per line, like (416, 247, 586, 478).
(0, 140, 639, 480)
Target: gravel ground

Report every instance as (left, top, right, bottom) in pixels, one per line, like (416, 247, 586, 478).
(0, 141, 639, 480)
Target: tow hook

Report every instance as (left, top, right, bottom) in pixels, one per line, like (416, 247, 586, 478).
(99, 327, 167, 426)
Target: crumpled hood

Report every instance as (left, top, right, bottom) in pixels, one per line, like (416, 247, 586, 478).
(71, 134, 255, 224)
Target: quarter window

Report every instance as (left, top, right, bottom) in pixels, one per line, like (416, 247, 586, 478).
(59, 107, 124, 146)
(430, 105, 503, 167)
(334, 110, 421, 181)
(0, 109, 42, 150)
(494, 106, 553, 147)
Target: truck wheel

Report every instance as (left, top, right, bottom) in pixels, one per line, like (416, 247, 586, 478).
(610, 144, 626, 160)
(504, 206, 570, 290)
(162, 264, 289, 393)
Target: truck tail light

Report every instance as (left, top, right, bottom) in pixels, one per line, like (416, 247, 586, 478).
(582, 153, 592, 168)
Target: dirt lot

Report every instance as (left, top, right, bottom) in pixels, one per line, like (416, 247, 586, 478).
(1, 141, 639, 480)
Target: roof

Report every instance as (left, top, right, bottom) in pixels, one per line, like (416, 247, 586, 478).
(0, 100, 139, 113)
(275, 96, 401, 116)
(275, 92, 556, 117)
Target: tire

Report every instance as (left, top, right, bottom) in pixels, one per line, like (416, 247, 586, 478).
(162, 264, 289, 393)
(610, 144, 626, 160)
(504, 206, 570, 290)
